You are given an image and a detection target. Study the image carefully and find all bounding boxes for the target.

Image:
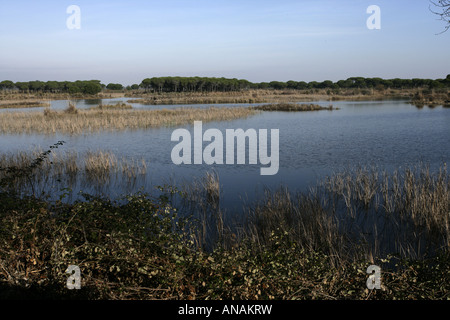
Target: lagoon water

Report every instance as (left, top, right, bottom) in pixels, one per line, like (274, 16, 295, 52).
(0, 99, 449, 213)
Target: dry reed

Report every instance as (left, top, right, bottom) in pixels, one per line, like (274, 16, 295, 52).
(242, 164, 449, 264)
(0, 101, 51, 109)
(0, 149, 147, 195)
(179, 170, 225, 249)
(251, 103, 335, 111)
(0, 106, 258, 135)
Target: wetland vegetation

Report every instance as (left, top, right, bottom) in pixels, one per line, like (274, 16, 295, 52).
(0, 76, 449, 300)
(0, 104, 258, 135)
(0, 147, 448, 299)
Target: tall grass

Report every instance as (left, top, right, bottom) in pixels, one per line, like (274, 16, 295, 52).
(0, 106, 258, 135)
(251, 103, 336, 111)
(241, 164, 449, 264)
(0, 149, 147, 197)
(166, 164, 449, 264)
(178, 170, 226, 249)
(125, 88, 420, 105)
(0, 100, 51, 109)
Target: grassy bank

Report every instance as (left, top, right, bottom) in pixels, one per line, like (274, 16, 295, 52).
(0, 147, 448, 299)
(0, 105, 258, 135)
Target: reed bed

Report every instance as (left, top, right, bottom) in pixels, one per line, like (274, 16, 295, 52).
(170, 164, 449, 262)
(179, 170, 225, 249)
(411, 91, 450, 107)
(0, 106, 258, 135)
(0, 100, 51, 109)
(125, 88, 419, 105)
(92, 102, 133, 110)
(0, 149, 147, 196)
(242, 164, 449, 264)
(251, 103, 336, 112)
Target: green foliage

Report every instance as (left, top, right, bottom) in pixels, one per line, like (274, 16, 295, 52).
(83, 81, 103, 95)
(2, 77, 449, 95)
(0, 80, 14, 90)
(106, 83, 124, 90)
(140, 76, 255, 93)
(3, 80, 103, 95)
(1, 194, 448, 300)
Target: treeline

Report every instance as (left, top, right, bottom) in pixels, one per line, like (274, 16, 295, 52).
(140, 75, 450, 92)
(140, 77, 253, 92)
(0, 80, 104, 94)
(0, 80, 140, 94)
(2, 75, 449, 94)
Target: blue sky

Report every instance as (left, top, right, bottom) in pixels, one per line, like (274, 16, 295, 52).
(0, 0, 448, 85)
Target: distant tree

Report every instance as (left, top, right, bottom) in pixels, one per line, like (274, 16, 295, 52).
(130, 84, 139, 90)
(151, 78, 165, 92)
(140, 78, 152, 91)
(318, 80, 335, 89)
(0, 80, 14, 90)
(83, 81, 102, 94)
(238, 79, 251, 90)
(286, 80, 298, 89)
(258, 82, 270, 89)
(336, 79, 351, 88)
(29, 80, 44, 92)
(429, 79, 445, 89)
(15, 82, 29, 92)
(45, 81, 60, 93)
(347, 77, 367, 88)
(66, 83, 81, 94)
(430, 0, 450, 33)
(411, 78, 425, 88)
(308, 81, 320, 89)
(106, 83, 124, 90)
(269, 81, 287, 90)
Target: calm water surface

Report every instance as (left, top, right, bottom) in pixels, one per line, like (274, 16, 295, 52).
(0, 99, 448, 212)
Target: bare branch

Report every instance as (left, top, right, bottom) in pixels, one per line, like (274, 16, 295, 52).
(429, 0, 450, 33)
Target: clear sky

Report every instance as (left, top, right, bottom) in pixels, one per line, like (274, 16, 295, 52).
(0, 0, 449, 85)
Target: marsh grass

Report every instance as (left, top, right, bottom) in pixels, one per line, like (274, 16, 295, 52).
(179, 170, 226, 249)
(0, 106, 258, 135)
(0, 149, 147, 197)
(93, 102, 133, 110)
(170, 164, 449, 264)
(411, 90, 450, 107)
(64, 101, 78, 114)
(125, 88, 419, 105)
(243, 164, 449, 264)
(251, 103, 336, 112)
(0, 100, 51, 109)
